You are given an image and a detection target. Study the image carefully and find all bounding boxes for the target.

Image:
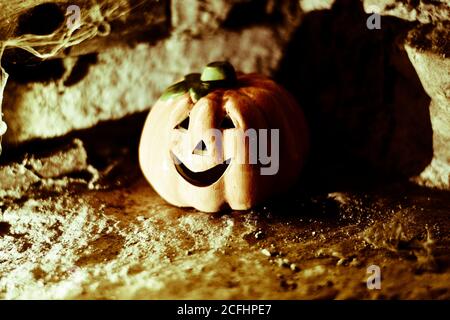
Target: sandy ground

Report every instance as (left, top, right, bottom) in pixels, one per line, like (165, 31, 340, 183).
(1, 172, 449, 299)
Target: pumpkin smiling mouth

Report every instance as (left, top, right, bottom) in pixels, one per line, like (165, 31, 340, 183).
(170, 151, 231, 187)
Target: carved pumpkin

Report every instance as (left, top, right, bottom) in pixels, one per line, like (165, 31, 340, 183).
(139, 62, 308, 212)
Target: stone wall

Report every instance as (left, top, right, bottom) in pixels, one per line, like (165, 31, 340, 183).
(279, 0, 449, 189)
(1, 0, 301, 144)
(362, 0, 450, 190)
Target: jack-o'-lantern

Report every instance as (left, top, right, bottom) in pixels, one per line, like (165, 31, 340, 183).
(139, 61, 308, 212)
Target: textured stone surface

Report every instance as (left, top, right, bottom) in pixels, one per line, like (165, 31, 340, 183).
(0, 163, 39, 194)
(3, 1, 300, 144)
(277, 1, 434, 180)
(299, 0, 335, 12)
(0, 139, 88, 197)
(0, 174, 449, 299)
(406, 23, 450, 189)
(171, 0, 235, 35)
(289, 0, 450, 192)
(273, 0, 449, 190)
(363, 0, 450, 24)
(26, 139, 88, 178)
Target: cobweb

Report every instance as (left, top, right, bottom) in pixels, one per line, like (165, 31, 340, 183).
(0, 0, 143, 155)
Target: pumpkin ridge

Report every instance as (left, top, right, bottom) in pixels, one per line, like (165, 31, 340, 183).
(237, 84, 304, 180)
(224, 89, 265, 130)
(234, 88, 286, 204)
(239, 81, 301, 129)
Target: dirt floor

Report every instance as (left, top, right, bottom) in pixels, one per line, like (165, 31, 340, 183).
(1, 156, 449, 299)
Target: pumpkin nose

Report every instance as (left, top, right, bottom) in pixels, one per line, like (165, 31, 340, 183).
(192, 140, 208, 155)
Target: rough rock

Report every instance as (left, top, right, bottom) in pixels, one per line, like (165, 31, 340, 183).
(171, 0, 303, 37)
(0, 139, 88, 197)
(363, 0, 450, 24)
(26, 139, 88, 178)
(171, 0, 235, 35)
(299, 0, 335, 12)
(3, 2, 301, 144)
(0, 163, 39, 194)
(406, 23, 450, 189)
(276, 1, 434, 180)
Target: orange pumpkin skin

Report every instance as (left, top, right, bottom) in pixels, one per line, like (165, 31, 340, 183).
(139, 73, 308, 212)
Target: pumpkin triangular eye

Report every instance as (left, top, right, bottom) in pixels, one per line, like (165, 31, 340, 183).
(176, 116, 190, 130)
(220, 115, 235, 129)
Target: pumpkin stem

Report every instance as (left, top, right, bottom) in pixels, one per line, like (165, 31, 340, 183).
(160, 61, 237, 102)
(200, 61, 237, 84)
